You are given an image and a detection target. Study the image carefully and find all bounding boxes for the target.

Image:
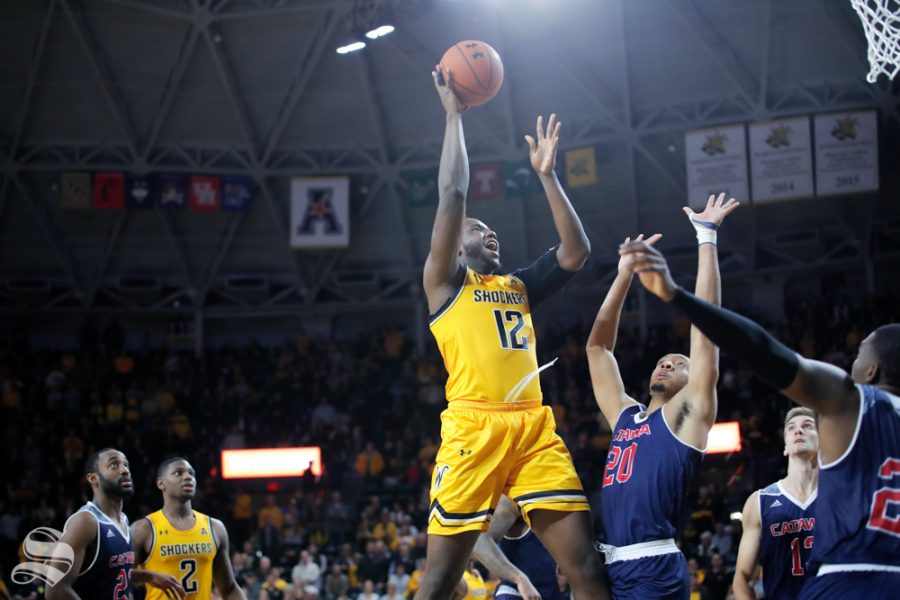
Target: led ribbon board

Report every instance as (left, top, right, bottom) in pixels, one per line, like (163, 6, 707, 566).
(706, 422, 742, 454)
(221, 447, 322, 479)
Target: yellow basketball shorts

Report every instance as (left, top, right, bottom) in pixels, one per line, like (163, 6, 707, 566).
(427, 400, 589, 535)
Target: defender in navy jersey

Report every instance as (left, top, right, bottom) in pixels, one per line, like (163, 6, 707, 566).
(471, 495, 562, 600)
(586, 194, 739, 599)
(734, 407, 819, 600)
(47, 448, 184, 600)
(47, 448, 137, 600)
(619, 240, 900, 599)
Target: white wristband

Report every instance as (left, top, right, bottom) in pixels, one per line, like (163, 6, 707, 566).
(690, 217, 718, 245)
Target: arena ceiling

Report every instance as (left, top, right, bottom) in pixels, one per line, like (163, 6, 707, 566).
(1, 0, 899, 324)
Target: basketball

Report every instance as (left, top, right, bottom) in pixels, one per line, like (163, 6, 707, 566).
(439, 40, 504, 107)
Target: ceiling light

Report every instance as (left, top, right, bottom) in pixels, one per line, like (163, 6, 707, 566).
(365, 25, 395, 40)
(336, 41, 366, 54)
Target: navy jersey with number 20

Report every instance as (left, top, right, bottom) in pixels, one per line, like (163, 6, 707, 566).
(600, 404, 704, 547)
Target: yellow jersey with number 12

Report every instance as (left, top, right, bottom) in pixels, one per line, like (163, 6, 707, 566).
(141, 510, 216, 600)
(430, 266, 541, 404)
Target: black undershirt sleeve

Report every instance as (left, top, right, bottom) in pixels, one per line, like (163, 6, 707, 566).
(509, 245, 579, 309)
(670, 286, 800, 390)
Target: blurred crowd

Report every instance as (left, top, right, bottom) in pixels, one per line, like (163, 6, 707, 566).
(0, 288, 897, 599)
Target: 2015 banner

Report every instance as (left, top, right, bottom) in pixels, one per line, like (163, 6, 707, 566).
(814, 110, 879, 196)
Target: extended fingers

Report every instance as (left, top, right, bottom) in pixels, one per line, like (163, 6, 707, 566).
(646, 233, 663, 245)
(536, 115, 544, 142)
(524, 135, 536, 153)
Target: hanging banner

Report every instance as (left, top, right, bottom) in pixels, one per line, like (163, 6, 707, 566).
(685, 124, 749, 207)
(158, 174, 188, 210)
(60, 173, 92, 209)
(126, 175, 155, 209)
(221, 176, 254, 213)
(189, 175, 221, 212)
(814, 110, 879, 196)
(404, 170, 438, 207)
(93, 172, 125, 209)
(470, 163, 502, 201)
(749, 116, 814, 203)
(565, 146, 598, 188)
(503, 161, 535, 198)
(290, 176, 350, 248)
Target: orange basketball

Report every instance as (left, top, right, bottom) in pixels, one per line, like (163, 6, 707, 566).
(439, 40, 504, 107)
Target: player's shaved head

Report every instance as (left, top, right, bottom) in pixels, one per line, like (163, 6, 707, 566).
(871, 324, 900, 386)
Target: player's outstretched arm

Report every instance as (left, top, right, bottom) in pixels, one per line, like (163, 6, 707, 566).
(423, 66, 469, 314)
(211, 519, 247, 600)
(732, 492, 761, 600)
(46, 512, 94, 600)
(471, 496, 541, 600)
(683, 194, 740, 430)
(586, 234, 660, 426)
(620, 240, 859, 462)
(526, 114, 590, 272)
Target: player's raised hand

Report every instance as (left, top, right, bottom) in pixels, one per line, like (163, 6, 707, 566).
(619, 240, 678, 301)
(618, 233, 662, 274)
(684, 192, 740, 229)
(432, 65, 467, 115)
(525, 114, 561, 177)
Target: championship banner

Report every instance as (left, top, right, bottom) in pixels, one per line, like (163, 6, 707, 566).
(404, 169, 438, 207)
(290, 176, 350, 249)
(60, 173, 92, 209)
(221, 176, 254, 213)
(685, 123, 749, 207)
(158, 174, 188, 210)
(814, 110, 879, 196)
(189, 175, 221, 212)
(503, 161, 535, 198)
(469, 163, 502, 201)
(93, 172, 124, 209)
(565, 146, 598, 188)
(749, 116, 814, 203)
(126, 175, 154, 209)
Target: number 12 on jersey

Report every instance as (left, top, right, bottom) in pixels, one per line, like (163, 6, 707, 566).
(493, 309, 529, 350)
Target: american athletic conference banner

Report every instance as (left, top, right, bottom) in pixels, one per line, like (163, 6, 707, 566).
(290, 177, 350, 249)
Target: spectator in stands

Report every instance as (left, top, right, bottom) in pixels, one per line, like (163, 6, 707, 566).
(259, 495, 285, 530)
(293, 550, 322, 596)
(356, 580, 378, 600)
(356, 442, 385, 481)
(703, 553, 729, 600)
(324, 563, 350, 600)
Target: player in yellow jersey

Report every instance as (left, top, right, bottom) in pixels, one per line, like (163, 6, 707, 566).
(132, 458, 246, 599)
(415, 67, 608, 599)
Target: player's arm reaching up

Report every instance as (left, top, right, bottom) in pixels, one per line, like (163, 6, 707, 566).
(664, 193, 739, 449)
(526, 114, 590, 272)
(471, 496, 542, 600)
(586, 233, 661, 427)
(423, 66, 469, 315)
(732, 492, 762, 600)
(618, 240, 861, 464)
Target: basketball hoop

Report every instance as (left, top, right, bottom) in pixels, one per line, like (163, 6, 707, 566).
(850, 0, 900, 82)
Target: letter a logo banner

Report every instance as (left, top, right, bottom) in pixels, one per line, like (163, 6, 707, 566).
(290, 177, 350, 248)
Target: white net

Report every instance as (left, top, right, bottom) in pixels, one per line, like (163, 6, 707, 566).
(851, 0, 900, 82)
